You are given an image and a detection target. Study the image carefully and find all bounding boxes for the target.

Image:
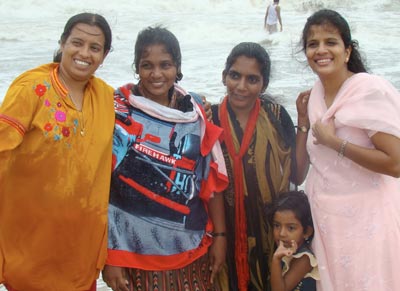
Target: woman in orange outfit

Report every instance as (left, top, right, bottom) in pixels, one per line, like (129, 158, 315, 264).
(0, 13, 114, 291)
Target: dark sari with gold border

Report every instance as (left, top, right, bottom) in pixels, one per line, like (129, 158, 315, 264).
(212, 98, 296, 291)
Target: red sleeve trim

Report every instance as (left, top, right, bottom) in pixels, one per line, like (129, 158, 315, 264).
(0, 114, 26, 136)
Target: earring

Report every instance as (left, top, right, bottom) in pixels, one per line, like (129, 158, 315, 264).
(305, 236, 311, 244)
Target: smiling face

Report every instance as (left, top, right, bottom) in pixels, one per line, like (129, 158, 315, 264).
(59, 23, 107, 83)
(272, 210, 312, 248)
(305, 24, 351, 80)
(223, 55, 265, 113)
(138, 43, 177, 105)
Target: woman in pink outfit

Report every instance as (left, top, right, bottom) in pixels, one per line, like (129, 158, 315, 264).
(296, 9, 400, 291)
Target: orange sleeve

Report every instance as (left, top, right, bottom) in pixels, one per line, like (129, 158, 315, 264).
(0, 77, 41, 152)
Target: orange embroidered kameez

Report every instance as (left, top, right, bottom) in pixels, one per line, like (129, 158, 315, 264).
(0, 63, 114, 291)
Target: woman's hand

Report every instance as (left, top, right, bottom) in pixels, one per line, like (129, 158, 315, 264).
(102, 265, 129, 291)
(202, 95, 213, 121)
(209, 236, 227, 284)
(311, 118, 337, 147)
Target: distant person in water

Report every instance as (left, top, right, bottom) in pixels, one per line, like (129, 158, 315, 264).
(264, 0, 282, 34)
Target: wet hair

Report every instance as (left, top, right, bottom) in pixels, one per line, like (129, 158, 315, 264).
(267, 190, 314, 237)
(223, 42, 271, 91)
(301, 9, 367, 73)
(53, 12, 112, 62)
(134, 26, 183, 82)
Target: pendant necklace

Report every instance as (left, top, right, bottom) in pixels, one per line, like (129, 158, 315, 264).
(59, 71, 86, 136)
(68, 93, 86, 136)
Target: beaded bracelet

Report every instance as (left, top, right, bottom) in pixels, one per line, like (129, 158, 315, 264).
(338, 140, 348, 158)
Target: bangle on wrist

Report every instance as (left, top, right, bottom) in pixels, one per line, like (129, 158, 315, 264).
(338, 140, 348, 158)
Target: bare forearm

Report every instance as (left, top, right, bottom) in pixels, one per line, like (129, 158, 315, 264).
(208, 192, 226, 233)
(315, 133, 400, 177)
(270, 257, 285, 291)
(296, 135, 310, 184)
(326, 136, 400, 177)
(296, 118, 310, 184)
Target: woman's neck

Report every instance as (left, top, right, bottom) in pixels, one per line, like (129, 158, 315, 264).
(58, 66, 87, 93)
(229, 102, 254, 131)
(58, 66, 87, 110)
(321, 70, 354, 108)
(138, 83, 171, 107)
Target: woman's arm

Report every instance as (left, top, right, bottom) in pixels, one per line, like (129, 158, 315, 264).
(312, 120, 400, 177)
(208, 192, 227, 283)
(295, 90, 311, 184)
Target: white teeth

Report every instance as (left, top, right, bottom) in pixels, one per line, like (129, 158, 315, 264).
(316, 59, 331, 64)
(75, 59, 89, 66)
(151, 82, 165, 88)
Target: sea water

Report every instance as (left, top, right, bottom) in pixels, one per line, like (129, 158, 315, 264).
(0, 0, 399, 290)
(1, 0, 399, 113)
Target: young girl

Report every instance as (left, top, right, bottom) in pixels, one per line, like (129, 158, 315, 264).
(269, 191, 319, 291)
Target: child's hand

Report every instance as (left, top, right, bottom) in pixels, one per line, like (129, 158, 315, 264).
(273, 240, 298, 259)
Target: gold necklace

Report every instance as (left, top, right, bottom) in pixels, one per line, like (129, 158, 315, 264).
(58, 70, 86, 136)
(67, 93, 86, 136)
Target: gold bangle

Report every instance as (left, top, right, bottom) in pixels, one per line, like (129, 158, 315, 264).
(338, 140, 348, 158)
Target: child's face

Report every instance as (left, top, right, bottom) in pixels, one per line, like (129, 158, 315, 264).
(272, 210, 310, 248)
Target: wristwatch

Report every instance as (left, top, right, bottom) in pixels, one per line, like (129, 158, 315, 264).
(297, 125, 309, 133)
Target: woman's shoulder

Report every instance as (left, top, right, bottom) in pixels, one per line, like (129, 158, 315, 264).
(90, 74, 114, 92)
(260, 94, 291, 119)
(350, 72, 396, 89)
(3, 63, 55, 106)
(260, 94, 296, 147)
(114, 83, 135, 99)
(10, 63, 54, 87)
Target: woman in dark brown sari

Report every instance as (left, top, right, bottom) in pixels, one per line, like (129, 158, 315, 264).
(212, 42, 305, 291)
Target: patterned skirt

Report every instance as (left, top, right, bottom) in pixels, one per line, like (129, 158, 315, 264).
(126, 254, 220, 291)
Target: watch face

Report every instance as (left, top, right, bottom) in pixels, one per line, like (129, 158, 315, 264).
(298, 126, 309, 133)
